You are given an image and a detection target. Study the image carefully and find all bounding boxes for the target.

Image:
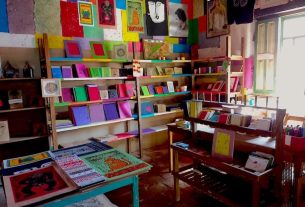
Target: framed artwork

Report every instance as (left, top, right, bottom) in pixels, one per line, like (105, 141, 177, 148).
(230, 77, 239, 92)
(113, 44, 127, 59)
(97, 0, 116, 28)
(90, 41, 107, 59)
(78, 1, 94, 26)
(3, 163, 77, 207)
(64, 40, 82, 58)
(207, 0, 229, 38)
(143, 39, 171, 60)
(211, 128, 235, 162)
(169, 2, 188, 37)
(211, 81, 224, 92)
(41, 79, 62, 98)
(126, 0, 144, 33)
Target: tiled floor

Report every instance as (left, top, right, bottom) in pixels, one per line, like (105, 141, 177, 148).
(0, 144, 224, 207)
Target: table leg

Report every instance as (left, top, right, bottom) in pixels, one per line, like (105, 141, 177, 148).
(169, 130, 173, 172)
(174, 151, 180, 202)
(252, 182, 260, 207)
(132, 176, 140, 207)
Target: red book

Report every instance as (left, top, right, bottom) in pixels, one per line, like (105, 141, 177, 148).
(61, 88, 74, 102)
(218, 113, 230, 124)
(198, 110, 209, 120)
(86, 84, 101, 101)
(117, 84, 134, 98)
(155, 86, 164, 94)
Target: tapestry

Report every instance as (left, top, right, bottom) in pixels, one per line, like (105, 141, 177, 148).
(97, 0, 116, 28)
(145, 0, 168, 36)
(126, 0, 144, 33)
(169, 2, 188, 37)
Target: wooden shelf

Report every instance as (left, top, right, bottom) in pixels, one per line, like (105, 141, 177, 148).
(55, 97, 136, 107)
(141, 91, 191, 99)
(56, 117, 135, 133)
(50, 57, 129, 62)
(139, 74, 192, 79)
(193, 73, 226, 76)
(136, 59, 191, 63)
(133, 110, 183, 119)
(0, 136, 48, 144)
(0, 78, 41, 81)
(187, 117, 274, 137)
(192, 56, 244, 62)
(0, 107, 45, 113)
(61, 77, 133, 81)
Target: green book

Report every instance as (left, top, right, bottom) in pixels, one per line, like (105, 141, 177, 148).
(73, 87, 88, 102)
(89, 67, 102, 77)
(100, 67, 111, 77)
(141, 86, 150, 96)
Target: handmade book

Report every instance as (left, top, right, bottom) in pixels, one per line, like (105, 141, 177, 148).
(80, 149, 151, 180)
(117, 84, 134, 98)
(101, 67, 111, 77)
(230, 114, 243, 126)
(74, 64, 89, 78)
(164, 67, 174, 75)
(245, 153, 270, 173)
(117, 101, 132, 118)
(3, 152, 51, 169)
(154, 104, 166, 113)
(155, 86, 164, 94)
(3, 163, 77, 207)
(156, 66, 164, 75)
(89, 67, 102, 78)
(111, 68, 120, 77)
(218, 113, 230, 124)
(73, 87, 88, 102)
(162, 86, 169, 94)
(99, 90, 109, 99)
(86, 84, 101, 101)
(61, 66, 73, 78)
(141, 86, 150, 96)
(51, 66, 62, 78)
(147, 85, 155, 95)
(61, 88, 74, 102)
(8, 90, 23, 109)
(89, 104, 105, 123)
(212, 128, 235, 162)
(71, 106, 91, 126)
(174, 67, 183, 74)
(167, 81, 175, 93)
(141, 102, 154, 115)
(103, 103, 119, 120)
(108, 89, 118, 99)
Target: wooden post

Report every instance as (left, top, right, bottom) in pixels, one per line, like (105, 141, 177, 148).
(135, 76, 142, 158)
(174, 151, 180, 202)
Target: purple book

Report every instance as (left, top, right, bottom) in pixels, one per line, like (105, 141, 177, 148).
(71, 106, 91, 126)
(103, 103, 119, 121)
(148, 85, 155, 95)
(62, 66, 73, 78)
(75, 64, 89, 78)
(162, 86, 169, 94)
(89, 104, 105, 123)
(62, 88, 74, 102)
(118, 101, 132, 118)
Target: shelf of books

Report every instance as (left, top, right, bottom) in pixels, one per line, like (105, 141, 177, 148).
(135, 59, 192, 63)
(50, 57, 129, 63)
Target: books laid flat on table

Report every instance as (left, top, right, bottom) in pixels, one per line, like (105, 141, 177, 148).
(89, 104, 105, 123)
(71, 106, 91, 126)
(64, 194, 118, 207)
(56, 119, 74, 129)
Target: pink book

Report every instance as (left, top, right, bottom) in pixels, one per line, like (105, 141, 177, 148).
(86, 84, 101, 101)
(117, 101, 132, 118)
(117, 84, 134, 98)
(89, 104, 105, 122)
(61, 88, 74, 102)
(75, 64, 89, 78)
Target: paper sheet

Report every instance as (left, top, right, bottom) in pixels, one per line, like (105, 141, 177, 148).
(61, 1, 84, 37)
(84, 5, 104, 38)
(122, 10, 139, 42)
(104, 9, 123, 41)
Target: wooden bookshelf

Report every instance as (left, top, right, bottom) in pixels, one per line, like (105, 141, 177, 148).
(0, 107, 45, 113)
(54, 97, 136, 107)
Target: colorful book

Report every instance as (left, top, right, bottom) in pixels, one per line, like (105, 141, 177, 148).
(111, 68, 120, 77)
(89, 104, 105, 122)
(75, 63, 89, 78)
(51, 66, 62, 78)
(141, 101, 154, 115)
(141, 86, 150, 96)
(62, 66, 73, 78)
(108, 89, 118, 99)
(164, 67, 174, 75)
(155, 86, 164, 94)
(99, 90, 109, 99)
(86, 84, 101, 101)
(218, 113, 230, 124)
(89, 67, 102, 77)
(101, 67, 111, 77)
(117, 83, 134, 98)
(103, 103, 119, 120)
(71, 106, 91, 126)
(167, 81, 175, 93)
(62, 88, 74, 102)
(147, 85, 155, 95)
(162, 86, 169, 94)
(117, 101, 132, 118)
(73, 87, 88, 102)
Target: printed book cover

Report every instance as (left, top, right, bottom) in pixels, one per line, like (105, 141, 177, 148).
(3, 163, 77, 207)
(62, 88, 74, 102)
(71, 106, 91, 126)
(103, 103, 119, 120)
(89, 104, 105, 122)
(117, 101, 132, 118)
(80, 149, 151, 180)
(3, 152, 51, 169)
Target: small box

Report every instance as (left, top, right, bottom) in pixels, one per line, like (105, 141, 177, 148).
(0, 120, 10, 141)
(154, 104, 166, 113)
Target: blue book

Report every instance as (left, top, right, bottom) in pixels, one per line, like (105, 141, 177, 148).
(162, 86, 169, 94)
(108, 89, 118, 99)
(148, 85, 155, 95)
(71, 106, 91, 126)
(103, 103, 119, 120)
(51, 66, 62, 78)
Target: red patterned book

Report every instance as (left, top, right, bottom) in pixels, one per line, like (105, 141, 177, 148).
(86, 84, 101, 101)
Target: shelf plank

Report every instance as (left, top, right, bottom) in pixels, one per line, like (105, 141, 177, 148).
(133, 110, 183, 119)
(187, 117, 273, 137)
(139, 74, 192, 79)
(192, 56, 243, 62)
(61, 77, 132, 81)
(0, 136, 47, 144)
(0, 78, 41, 81)
(136, 59, 191, 63)
(56, 117, 135, 133)
(194, 73, 226, 76)
(54, 97, 136, 107)
(50, 57, 129, 62)
(0, 107, 45, 113)
(141, 91, 190, 99)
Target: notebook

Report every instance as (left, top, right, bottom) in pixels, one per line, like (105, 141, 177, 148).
(51, 66, 62, 78)
(89, 67, 102, 77)
(71, 106, 91, 126)
(117, 101, 132, 118)
(147, 85, 155, 95)
(75, 64, 89, 78)
(141, 102, 154, 115)
(73, 87, 88, 102)
(155, 86, 164, 94)
(162, 86, 169, 94)
(99, 90, 109, 99)
(141, 86, 150, 96)
(108, 89, 118, 99)
(61, 66, 73, 78)
(117, 84, 134, 98)
(103, 103, 119, 120)
(89, 104, 105, 122)
(86, 84, 101, 101)
(101, 67, 111, 77)
(61, 88, 74, 102)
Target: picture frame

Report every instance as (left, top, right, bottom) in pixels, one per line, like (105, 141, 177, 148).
(64, 40, 82, 58)
(211, 81, 224, 92)
(211, 128, 235, 162)
(230, 77, 239, 92)
(90, 41, 107, 59)
(97, 0, 116, 28)
(113, 44, 127, 59)
(207, 0, 230, 38)
(41, 79, 62, 97)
